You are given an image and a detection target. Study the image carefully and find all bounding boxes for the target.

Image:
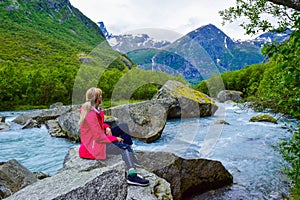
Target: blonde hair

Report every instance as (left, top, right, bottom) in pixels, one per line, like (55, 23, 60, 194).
(78, 87, 102, 125)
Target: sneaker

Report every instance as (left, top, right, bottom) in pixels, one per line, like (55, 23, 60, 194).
(127, 174, 150, 186)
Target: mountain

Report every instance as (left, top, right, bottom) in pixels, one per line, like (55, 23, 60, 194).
(123, 24, 290, 84)
(107, 33, 171, 53)
(96, 22, 171, 52)
(251, 29, 292, 48)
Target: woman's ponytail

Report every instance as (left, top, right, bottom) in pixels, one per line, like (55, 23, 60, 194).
(78, 101, 91, 125)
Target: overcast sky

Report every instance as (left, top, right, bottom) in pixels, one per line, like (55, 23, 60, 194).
(69, 0, 259, 41)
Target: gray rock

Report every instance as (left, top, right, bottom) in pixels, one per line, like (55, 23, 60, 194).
(63, 146, 172, 200)
(217, 90, 243, 103)
(21, 119, 40, 129)
(153, 80, 218, 118)
(135, 151, 233, 200)
(105, 99, 175, 143)
(12, 105, 79, 126)
(0, 122, 9, 131)
(57, 111, 80, 141)
(6, 146, 172, 200)
(49, 102, 64, 109)
(0, 116, 5, 123)
(6, 167, 127, 200)
(45, 120, 66, 137)
(0, 159, 38, 199)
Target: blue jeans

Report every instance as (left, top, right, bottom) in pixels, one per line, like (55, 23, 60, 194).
(111, 122, 133, 146)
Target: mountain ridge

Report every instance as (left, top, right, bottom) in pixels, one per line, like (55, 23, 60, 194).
(101, 22, 290, 84)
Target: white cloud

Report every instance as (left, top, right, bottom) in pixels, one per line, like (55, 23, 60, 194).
(69, 0, 260, 41)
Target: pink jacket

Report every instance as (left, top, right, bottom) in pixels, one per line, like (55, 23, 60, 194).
(79, 108, 117, 160)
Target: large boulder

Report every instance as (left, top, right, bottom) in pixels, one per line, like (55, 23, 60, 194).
(0, 159, 38, 199)
(217, 90, 243, 103)
(63, 146, 173, 200)
(105, 98, 176, 143)
(135, 151, 233, 200)
(153, 80, 218, 118)
(56, 111, 80, 141)
(6, 146, 173, 200)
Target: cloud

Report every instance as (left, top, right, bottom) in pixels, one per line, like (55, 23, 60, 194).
(69, 0, 258, 41)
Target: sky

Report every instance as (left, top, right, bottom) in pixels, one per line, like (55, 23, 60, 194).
(69, 0, 259, 41)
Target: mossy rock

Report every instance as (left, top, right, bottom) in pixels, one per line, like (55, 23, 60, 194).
(249, 114, 278, 124)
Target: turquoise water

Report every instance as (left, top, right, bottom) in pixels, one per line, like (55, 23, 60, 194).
(0, 103, 297, 199)
(0, 110, 75, 175)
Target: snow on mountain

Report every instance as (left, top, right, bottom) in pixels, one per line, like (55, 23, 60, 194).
(107, 33, 171, 53)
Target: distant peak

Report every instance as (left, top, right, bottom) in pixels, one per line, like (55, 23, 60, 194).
(197, 24, 219, 31)
(97, 21, 111, 38)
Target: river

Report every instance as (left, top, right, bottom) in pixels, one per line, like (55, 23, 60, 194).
(0, 102, 297, 199)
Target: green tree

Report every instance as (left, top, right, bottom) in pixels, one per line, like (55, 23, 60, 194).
(219, 0, 299, 35)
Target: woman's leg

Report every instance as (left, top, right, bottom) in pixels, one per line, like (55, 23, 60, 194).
(106, 142, 149, 186)
(111, 122, 133, 146)
(106, 142, 135, 170)
(111, 123, 142, 166)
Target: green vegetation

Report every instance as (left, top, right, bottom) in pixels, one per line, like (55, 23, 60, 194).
(0, 0, 185, 110)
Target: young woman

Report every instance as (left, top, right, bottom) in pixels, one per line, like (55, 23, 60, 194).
(78, 87, 149, 186)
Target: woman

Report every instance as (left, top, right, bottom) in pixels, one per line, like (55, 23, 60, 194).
(78, 87, 149, 186)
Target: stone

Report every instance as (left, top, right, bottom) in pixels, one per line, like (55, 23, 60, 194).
(153, 80, 218, 118)
(0, 122, 9, 131)
(0, 159, 38, 199)
(135, 151, 233, 200)
(6, 167, 127, 200)
(6, 146, 172, 200)
(33, 171, 51, 180)
(63, 146, 173, 200)
(57, 111, 80, 141)
(21, 119, 40, 129)
(249, 114, 278, 124)
(215, 120, 230, 125)
(105, 98, 175, 143)
(0, 116, 5, 123)
(45, 120, 66, 137)
(12, 105, 79, 126)
(217, 90, 243, 103)
(49, 102, 64, 109)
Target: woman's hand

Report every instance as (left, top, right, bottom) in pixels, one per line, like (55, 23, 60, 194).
(106, 127, 112, 136)
(116, 137, 124, 143)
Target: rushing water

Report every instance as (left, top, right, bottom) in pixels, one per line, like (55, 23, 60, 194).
(0, 110, 75, 175)
(0, 102, 297, 199)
